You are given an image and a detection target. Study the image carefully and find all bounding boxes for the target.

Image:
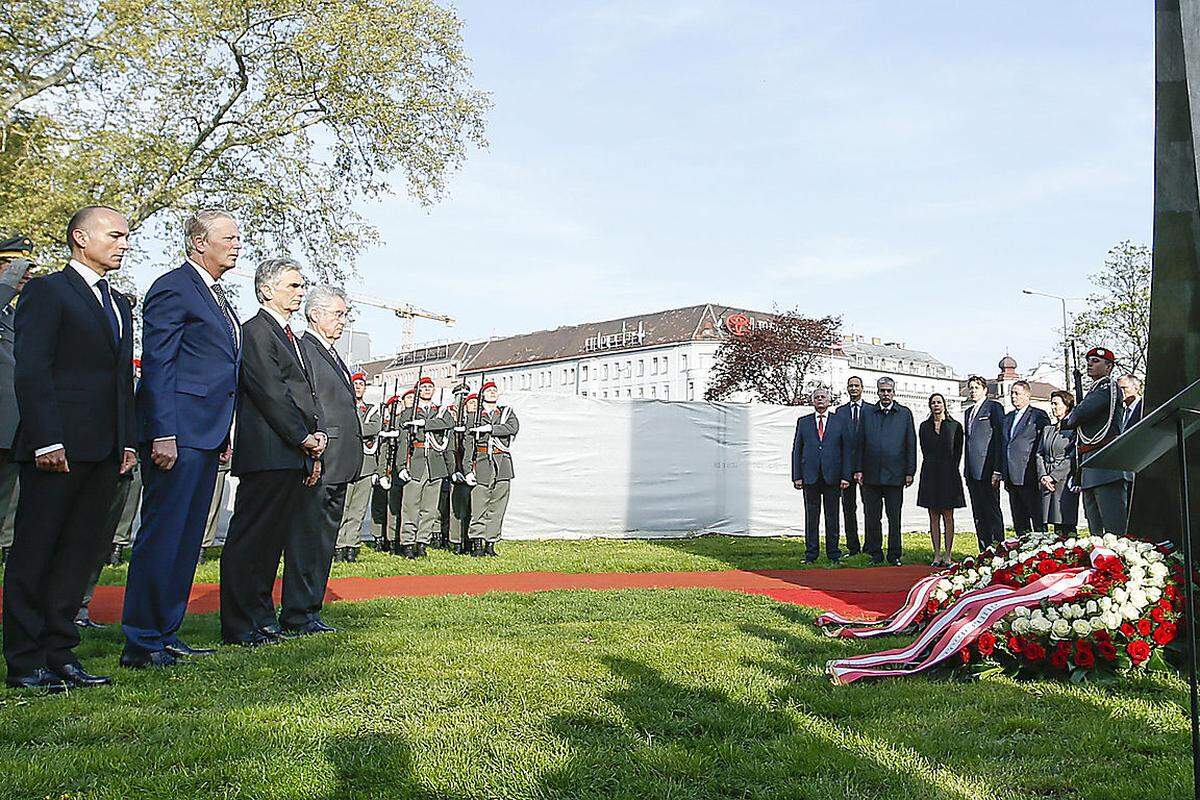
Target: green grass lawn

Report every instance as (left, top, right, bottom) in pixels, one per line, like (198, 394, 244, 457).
(0, 589, 1188, 800)
(87, 532, 978, 586)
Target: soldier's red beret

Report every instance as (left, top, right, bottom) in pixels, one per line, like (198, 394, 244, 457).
(418, 376, 434, 387)
(481, 380, 497, 392)
(350, 371, 366, 382)
(402, 387, 417, 398)
(465, 393, 478, 402)
(1086, 347, 1115, 362)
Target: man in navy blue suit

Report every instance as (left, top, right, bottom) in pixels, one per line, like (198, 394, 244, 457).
(120, 210, 242, 668)
(791, 388, 853, 563)
(4, 206, 137, 691)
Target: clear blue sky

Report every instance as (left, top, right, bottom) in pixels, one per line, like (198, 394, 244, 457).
(314, 2, 1153, 377)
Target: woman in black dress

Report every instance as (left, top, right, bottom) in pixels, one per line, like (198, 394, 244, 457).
(917, 393, 966, 567)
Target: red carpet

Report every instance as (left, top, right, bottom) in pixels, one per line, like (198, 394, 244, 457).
(54, 564, 931, 624)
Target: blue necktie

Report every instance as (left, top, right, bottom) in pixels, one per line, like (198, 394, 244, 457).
(97, 278, 120, 342)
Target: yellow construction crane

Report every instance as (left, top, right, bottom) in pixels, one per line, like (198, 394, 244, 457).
(225, 268, 455, 349)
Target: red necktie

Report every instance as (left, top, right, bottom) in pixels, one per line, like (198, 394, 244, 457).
(818, 415, 825, 441)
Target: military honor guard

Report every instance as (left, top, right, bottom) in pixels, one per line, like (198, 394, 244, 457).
(0, 234, 34, 565)
(463, 380, 519, 556)
(445, 388, 475, 555)
(394, 377, 452, 558)
(1061, 346, 1128, 535)
(4, 207, 138, 691)
(334, 371, 382, 562)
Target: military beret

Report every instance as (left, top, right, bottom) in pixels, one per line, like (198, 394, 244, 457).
(417, 376, 434, 387)
(1086, 347, 1115, 362)
(350, 371, 366, 382)
(465, 393, 478, 403)
(402, 387, 417, 398)
(0, 234, 33, 259)
(481, 380, 497, 392)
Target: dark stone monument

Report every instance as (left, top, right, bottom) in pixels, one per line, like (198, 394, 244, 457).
(1129, 0, 1200, 549)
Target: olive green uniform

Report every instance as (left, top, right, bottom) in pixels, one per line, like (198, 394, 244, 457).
(398, 402, 452, 545)
(465, 405, 519, 543)
(337, 400, 383, 548)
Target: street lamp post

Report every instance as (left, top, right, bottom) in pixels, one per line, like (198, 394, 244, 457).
(1022, 288, 1082, 390)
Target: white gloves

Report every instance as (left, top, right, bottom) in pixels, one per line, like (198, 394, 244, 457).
(454, 426, 467, 433)
(465, 472, 478, 487)
(405, 419, 426, 429)
(378, 430, 401, 439)
(470, 424, 493, 434)
(452, 471, 465, 483)
(398, 468, 412, 483)
(378, 475, 391, 490)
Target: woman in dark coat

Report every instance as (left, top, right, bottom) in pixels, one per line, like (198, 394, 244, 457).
(918, 393, 966, 567)
(1038, 390, 1080, 534)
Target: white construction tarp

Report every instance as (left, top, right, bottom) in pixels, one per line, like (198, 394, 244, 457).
(214, 395, 1009, 540)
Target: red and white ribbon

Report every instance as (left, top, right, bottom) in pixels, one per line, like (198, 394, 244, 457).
(824, 548, 1115, 685)
(815, 573, 944, 638)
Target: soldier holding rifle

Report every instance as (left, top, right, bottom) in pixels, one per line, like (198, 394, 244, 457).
(394, 375, 452, 558)
(1061, 346, 1127, 535)
(463, 380, 519, 556)
(445, 386, 474, 555)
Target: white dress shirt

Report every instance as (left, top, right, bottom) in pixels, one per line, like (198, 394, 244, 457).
(262, 305, 305, 367)
(186, 258, 239, 349)
(1010, 406, 1027, 437)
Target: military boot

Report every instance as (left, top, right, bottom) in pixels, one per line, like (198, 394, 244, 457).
(401, 544, 416, 560)
(484, 541, 498, 557)
(415, 542, 427, 558)
(471, 539, 485, 557)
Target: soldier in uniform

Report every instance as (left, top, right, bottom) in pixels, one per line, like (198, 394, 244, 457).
(394, 376, 451, 558)
(374, 388, 411, 553)
(1061, 346, 1128, 535)
(464, 380, 519, 556)
(0, 234, 34, 564)
(445, 389, 475, 555)
(335, 372, 382, 562)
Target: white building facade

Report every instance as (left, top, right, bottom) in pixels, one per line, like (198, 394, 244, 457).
(377, 304, 961, 409)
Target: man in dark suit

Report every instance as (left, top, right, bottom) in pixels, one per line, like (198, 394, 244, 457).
(1001, 380, 1051, 535)
(836, 375, 869, 556)
(120, 211, 242, 668)
(0, 235, 34, 564)
(220, 258, 326, 645)
(853, 377, 916, 566)
(1117, 374, 1143, 505)
(791, 387, 853, 563)
(3, 207, 137, 691)
(962, 375, 1006, 550)
(292, 286, 360, 633)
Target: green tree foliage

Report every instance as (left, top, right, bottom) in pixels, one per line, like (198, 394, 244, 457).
(705, 309, 841, 405)
(0, 0, 489, 278)
(1070, 240, 1151, 380)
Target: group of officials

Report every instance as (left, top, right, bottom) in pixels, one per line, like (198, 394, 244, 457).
(792, 349, 1138, 567)
(0, 206, 519, 692)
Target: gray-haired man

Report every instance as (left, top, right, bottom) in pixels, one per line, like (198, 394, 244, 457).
(853, 377, 916, 566)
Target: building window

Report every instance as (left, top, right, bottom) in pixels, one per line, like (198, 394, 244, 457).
(602, 390, 608, 398)
(687, 381, 695, 401)
(603, 364, 609, 380)
(562, 369, 568, 385)
(581, 390, 588, 397)
(626, 388, 632, 397)
(650, 386, 657, 398)
(678, 355, 684, 371)
(582, 365, 588, 381)
(638, 387, 644, 397)
(652, 357, 659, 374)
(664, 385, 670, 400)
(624, 360, 631, 378)
(637, 360, 645, 377)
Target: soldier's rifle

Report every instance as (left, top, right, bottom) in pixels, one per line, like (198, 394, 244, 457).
(1069, 340, 1085, 486)
(379, 378, 401, 552)
(404, 364, 425, 473)
(470, 371, 487, 476)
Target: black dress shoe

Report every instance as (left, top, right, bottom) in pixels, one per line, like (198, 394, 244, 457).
(52, 662, 112, 687)
(282, 620, 333, 636)
(847, 548, 862, 557)
(5, 668, 70, 692)
(868, 557, 884, 566)
(260, 624, 298, 641)
(415, 542, 427, 557)
(484, 541, 498, 557)
(804, 557, 818, 564)
(890, 558, 903, 567)
(74, 613, 107, 630)
(107, 544, 124, 566)
(223, 632, 273, 647)
(452, 541, 466, 555)
(0, 546, 8, 564)
(471, 539, 485, 557)
(119, 649, 178, 669)
(400, 544, 416, 559)
(164, 641, 217, 658)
